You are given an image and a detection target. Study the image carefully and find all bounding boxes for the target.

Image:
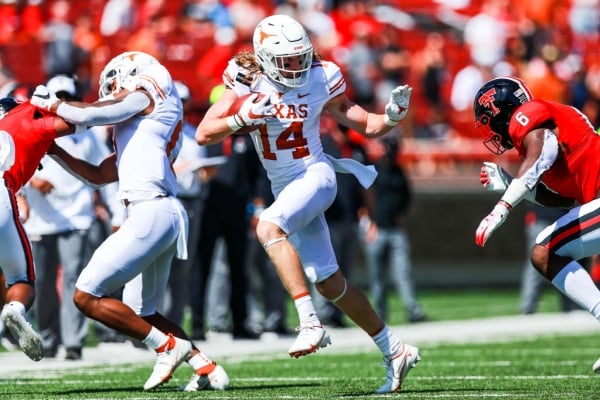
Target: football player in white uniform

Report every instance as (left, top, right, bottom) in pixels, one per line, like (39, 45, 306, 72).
(196, 15, 419, 394)
(30, 51, 229, 392)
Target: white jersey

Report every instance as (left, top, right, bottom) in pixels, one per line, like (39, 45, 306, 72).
(223, 58, 346, 186)
(75, 62, 189, 313)
(114, 63, 183, 202)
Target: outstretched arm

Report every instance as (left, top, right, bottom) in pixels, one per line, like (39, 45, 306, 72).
(31, 85, 152, 126)
(47, 142, 118, 188)
(325, 85, 412, 138)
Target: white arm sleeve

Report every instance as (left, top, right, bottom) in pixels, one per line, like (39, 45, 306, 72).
(55, 91, 151, 126)
(500, 130, 559, 207)
(520, 129, 559, 190)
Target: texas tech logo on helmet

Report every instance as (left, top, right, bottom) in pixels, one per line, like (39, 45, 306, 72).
(478, 88, 500, 116)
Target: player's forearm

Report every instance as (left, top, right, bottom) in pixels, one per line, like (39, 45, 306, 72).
(47, 145, 106, 188)
(362, 112, 397, 138)
(195, 118, 234, 145)
(55, 92, 150, 126)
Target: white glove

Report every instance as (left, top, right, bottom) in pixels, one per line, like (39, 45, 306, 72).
(475, 202, 511, 247)
(30, 85, 60, 112)
(480, 162, 512, 193)
(227, 93, 273, 131)
(384, 84, 412, 126)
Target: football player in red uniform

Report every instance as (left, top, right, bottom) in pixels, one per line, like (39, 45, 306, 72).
(474, 76, 600, 371)
(0, 97, 80, 361)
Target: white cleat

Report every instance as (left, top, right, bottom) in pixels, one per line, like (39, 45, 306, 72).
(593, 357, 600, 373)
(288, 324, 331, 358)
(375, 343, 420, 394)
(143, 334, 192, 390)
(0, 304, 43, 361)
(181, 364, 230, 391)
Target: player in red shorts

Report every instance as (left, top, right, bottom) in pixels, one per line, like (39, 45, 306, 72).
(0, 97, 81, 361)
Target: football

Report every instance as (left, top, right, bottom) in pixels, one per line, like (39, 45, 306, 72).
(227, 93, 266, 134)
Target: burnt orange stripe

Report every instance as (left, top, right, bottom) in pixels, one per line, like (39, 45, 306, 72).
(292, 291, 310, 301)
(139, 75, 166, 99)
(547, 213, 600, 250)
(8, 191, 35, 281)
(329, 77, 345, 95)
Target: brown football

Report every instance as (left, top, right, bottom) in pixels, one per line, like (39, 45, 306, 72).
(227, 93, 265, 134)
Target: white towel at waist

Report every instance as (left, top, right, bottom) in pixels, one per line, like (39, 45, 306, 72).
(325, 154, 378, 189)
(169, 197, 189, 260)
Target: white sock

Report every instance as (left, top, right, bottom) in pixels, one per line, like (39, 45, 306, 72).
(551, 260, 600, 318)
(142, 327, 169, 350)
(371, 325, 402, 359)
(294, 294, 320, 325)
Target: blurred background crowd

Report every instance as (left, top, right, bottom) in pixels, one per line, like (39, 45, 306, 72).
(1, 0, 599, 354)
(0, 0, 598, 186)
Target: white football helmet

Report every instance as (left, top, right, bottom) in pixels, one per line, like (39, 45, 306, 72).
(98, 51, 159, 99)
(252, 15, 313, 88)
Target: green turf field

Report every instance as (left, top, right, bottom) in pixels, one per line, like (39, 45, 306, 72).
(1, 287, 597, 399)
(0, 332, 598, 399)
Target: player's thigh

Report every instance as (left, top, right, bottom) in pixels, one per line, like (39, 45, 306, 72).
(292, 214, 338, 284)
(264, 165, 336, 235)
(538, 199, 600, 260)
(76, 201, 178, 297)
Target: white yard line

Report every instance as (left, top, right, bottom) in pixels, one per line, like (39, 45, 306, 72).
(0, 311, 597, 376)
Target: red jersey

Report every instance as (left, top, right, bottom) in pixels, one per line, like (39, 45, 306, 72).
(509, 100, 600, 204)
(1, 101, 59, 192)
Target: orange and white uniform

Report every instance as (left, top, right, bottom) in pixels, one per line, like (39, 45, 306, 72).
(63, 63, 187, 316)
(223, 59, 374, 283)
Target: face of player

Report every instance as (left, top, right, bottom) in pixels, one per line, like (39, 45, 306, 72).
(276, 55, 304, 79)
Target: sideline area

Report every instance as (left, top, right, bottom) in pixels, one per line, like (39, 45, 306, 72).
(0, 311, 598, 376)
